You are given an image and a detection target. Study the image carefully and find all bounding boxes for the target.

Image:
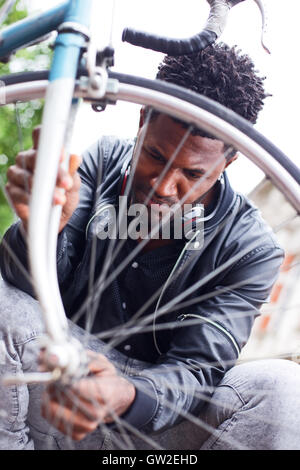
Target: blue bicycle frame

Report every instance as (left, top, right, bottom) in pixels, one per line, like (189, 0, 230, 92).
(0, 0, 92, 77)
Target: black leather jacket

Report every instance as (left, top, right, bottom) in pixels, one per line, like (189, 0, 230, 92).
(0, 136, 284, 433)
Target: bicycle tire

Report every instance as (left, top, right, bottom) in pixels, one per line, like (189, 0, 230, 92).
(1, 69, 300, 189)
(1, 70, 300, 451)
(1, 70, 300, 349)
(1, 71, 300, 352)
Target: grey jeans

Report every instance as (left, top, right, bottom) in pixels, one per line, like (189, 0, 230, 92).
(1, 280, 300, 451)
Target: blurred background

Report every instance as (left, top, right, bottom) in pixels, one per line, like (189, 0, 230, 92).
(0, 0, 299, 359)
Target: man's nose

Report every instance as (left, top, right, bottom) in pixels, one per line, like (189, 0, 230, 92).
(151, 169, 179, 199)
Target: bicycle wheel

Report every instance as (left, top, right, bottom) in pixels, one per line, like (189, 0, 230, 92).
(1, 70, 300, 451)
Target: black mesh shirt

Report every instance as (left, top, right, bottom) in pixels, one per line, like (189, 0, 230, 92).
(89, 237, 185, 362)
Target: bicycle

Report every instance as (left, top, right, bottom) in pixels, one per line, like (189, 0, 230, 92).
(0, 0, 300, 450)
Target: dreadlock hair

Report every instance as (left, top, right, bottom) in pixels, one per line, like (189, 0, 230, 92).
(144, 42, 267, 159)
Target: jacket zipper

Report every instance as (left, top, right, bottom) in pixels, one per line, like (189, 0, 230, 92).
(177, 313, 241, 357)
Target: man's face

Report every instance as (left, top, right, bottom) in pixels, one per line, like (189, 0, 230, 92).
(132, 113, 230, 212)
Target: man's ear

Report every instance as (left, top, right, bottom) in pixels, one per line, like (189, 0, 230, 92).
(224, 152, 239, 169)
(139, 107, 145, 129)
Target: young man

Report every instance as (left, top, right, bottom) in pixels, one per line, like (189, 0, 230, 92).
(1, 43, 300, 450)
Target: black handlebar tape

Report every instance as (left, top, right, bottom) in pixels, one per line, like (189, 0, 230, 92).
(122, 28, 217, 56)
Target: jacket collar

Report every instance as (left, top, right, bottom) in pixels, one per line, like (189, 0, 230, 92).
(203, 171, 237, 234)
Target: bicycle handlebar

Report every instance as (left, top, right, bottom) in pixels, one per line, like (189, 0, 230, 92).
(122, 0, 241, 55)
(122, 0, 269, 56)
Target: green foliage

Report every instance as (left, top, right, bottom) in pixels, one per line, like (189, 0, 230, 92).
(0, 0, 27, 74)
(0, 0, 52, 236)
(0, 181, 14, 233)
(0, 0, 27, 28)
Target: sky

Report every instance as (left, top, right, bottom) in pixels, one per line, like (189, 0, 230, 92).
(26, 0, 300, 193)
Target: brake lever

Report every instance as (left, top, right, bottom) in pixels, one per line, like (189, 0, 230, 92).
(208, 0, 270, 54)
(252, 0, 270, 54)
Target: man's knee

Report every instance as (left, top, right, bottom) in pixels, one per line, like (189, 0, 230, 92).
(222, 358, 300, 411)
(200, 359, 300, 450)
(0, 280, 45, 340)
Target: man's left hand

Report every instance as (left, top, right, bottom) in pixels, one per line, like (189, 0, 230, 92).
(41, 351, 136, 441)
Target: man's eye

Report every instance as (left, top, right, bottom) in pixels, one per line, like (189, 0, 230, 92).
(186, 171, 201, 179)
(149, 153, 164, 163)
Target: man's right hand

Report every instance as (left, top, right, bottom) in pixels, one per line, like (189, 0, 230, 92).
(5, 126, 82, 233)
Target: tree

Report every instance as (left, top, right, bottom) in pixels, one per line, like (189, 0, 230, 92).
(0, 0, 52, 236)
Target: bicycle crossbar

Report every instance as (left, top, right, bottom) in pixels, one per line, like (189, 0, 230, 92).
(0, 1, 69, 60)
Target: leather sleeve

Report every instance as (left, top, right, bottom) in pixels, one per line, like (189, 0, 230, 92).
(121, 242, 284, 433)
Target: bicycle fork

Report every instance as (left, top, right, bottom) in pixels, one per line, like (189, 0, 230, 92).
(4, 0, 95, 387)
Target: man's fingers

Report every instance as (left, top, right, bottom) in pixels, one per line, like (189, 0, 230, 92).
(15, 149, 81, 190)
(14, 156, 74, 192)
(15, 150, 36, 172)
(38, 349, 61, 372)
(6, 183, 30, 206)
(69, 154, 82, 175)
(13, 204, 29, 222)
(56, 166, 74, 191)
(53, 188, 67, 206)
(5, 183, 30, 221)
(7, 165, 33, 191)
(57, 154, 81, 189)
(86, 351, 117, 376)
(42, 395, 90, 436)
(7, 165, 68, 206)
(41, 388, 103, 441)
(32, 125, 41, 150)
(9, 134, 81, 232)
